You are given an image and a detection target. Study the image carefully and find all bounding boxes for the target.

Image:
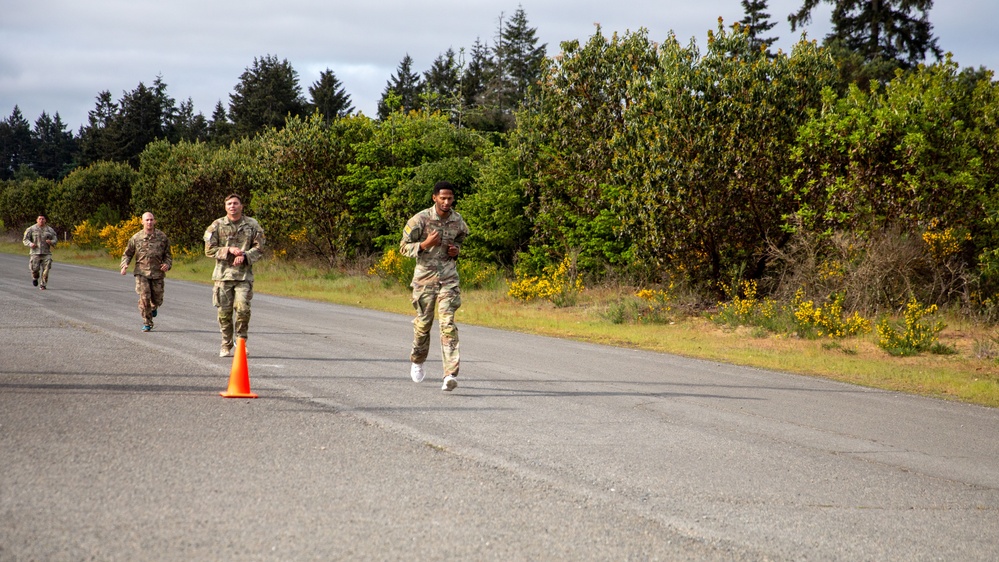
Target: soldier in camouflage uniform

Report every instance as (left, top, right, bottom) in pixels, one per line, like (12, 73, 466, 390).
(399, 181, 469, 391)
(22, 214, 58, 290)
(120, 212, 172, 332)
(205, 194, 265, 357)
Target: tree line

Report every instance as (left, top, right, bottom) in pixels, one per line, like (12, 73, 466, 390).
(0, 6, 544, 181)
(3, 1, 997, 315)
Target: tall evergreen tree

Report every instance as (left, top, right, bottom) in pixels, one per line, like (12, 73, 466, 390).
(740, 0, 779, 54)
(461, 39, 491, 111)
(0, 106, 33, 180)
(78, 91, 121, 166)
(208, 101, 234, 144)
(377, 54, 423, 119)
(151, 76, 178, 140)
(474, 8, 546, 132)
(117, 81, 168, 167)
(422, 49, 461, 117)
(497, 6, 546, 104)
(309, 69, 355, 122)
(789, 0, 942, 79)
(229, 54, 309, 136)
(174, 98, 209, 143)
(31, 112, 77, 180)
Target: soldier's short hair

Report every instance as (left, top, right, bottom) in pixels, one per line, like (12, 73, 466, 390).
(433, 181, 456, 197)
(224, 193, 242, 204)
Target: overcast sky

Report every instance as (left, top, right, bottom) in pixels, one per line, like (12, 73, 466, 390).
(2, 1, 996, 132)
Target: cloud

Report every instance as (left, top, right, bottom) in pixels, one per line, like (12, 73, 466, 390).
(1, 0, 995, 129)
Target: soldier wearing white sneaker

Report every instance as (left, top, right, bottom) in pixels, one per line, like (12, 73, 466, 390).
(400, 181, 469, 391)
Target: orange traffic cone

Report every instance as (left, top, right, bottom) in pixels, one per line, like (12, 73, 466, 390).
(220, 338, 257, 398)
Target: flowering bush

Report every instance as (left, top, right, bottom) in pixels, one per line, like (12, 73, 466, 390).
(98, 216, 142, 256)
(711, 281, 781, 331)
(368, 249, 413, 287)
(458, 260, 500, 290)
(508, 255, 584, 307)
(876, 297, 947, 356)
(922, 220, 969, 262)
(72, 220, 104, 250)
(792, 290, 871, 339)
(635, 285, 675, 324)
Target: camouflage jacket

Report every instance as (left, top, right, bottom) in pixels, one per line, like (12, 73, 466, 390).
(121, 229, 172, 279)
(204, 216, 265, 282)
(22, 225, 57, 255)
(399, 206, 469, 288)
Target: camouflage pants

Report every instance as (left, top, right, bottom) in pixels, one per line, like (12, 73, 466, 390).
(134, 275, 164, 326)
(28, 254, 53, 287)
(214, 280, 253, 348)
(410, 283, 461, 377)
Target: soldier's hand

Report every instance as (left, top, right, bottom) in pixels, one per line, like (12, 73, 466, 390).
(120, 267, 127, 275)
(422, 229, 441, 251)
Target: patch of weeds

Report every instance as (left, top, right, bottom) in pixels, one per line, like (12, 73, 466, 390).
(929, 342, 958, 355)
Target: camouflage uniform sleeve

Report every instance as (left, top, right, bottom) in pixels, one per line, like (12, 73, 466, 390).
(243, 219, 265, 265)
(204, 220, 225, 259)
(120, 232, 138, 271)
(45, 227, 57, 246)
(22, 227, 33, 247)
(455, 215, 469, 248)
(399, 215, 424, 258)
(162, 232, 173, 270)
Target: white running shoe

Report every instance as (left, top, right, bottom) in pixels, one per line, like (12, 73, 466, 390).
(410, 362, 425, 383)
(441, 375, 457, 391)
(220, 344, 233, 358)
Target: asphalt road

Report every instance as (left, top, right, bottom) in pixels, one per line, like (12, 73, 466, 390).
(1, 252, 997, 561)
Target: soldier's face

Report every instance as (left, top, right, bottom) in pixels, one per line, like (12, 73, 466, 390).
(225, 197, 243, 220)
(36, 216, 46, 227)
(433, 190, 455, 215)
(142, 214, 156, 231)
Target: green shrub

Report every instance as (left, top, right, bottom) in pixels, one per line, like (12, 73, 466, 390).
(876, 298, 946, 356)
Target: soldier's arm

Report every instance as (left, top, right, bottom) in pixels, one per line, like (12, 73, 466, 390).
(204, 222, 227, 259)
(243, 224, 265, 265)
(162, 236, 173, 270)
(22, 228, 33, 247)
(120, 235, 136, 273)
(399, 218, 424, 258)
(454, 218, 469, 247)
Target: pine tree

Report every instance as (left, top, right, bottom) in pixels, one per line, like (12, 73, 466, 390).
(174, 98, 209, 142)
(377, 54, 423, 119)
(461, 38, 491, 111)
(740, 0, 779, 54)
(31, 111, 77, 180)
(0, 106, 33, 180)
(229, 54, 309, 136)
(498, 6, 546, 104)
(78, 91, 121, 166)
(789, 0, 942, 73)
(309, 69, 355, 123)
(422, 49, 460, 117)
(152, 75, 178, 140)
(474, 7, 546, 132)
(117, 82, 167, 167)
(208, 101, 234, 144)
